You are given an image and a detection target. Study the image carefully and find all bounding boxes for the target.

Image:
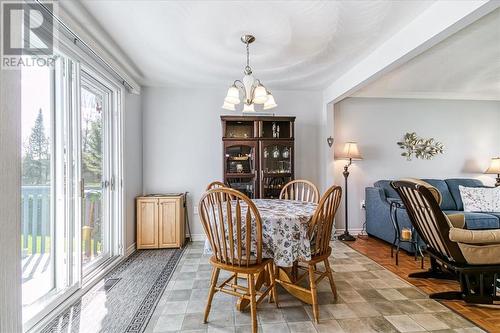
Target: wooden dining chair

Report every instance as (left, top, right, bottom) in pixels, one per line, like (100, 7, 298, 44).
(199, 187, 277, 333)
(279, 179, 320, 203)
(275, 184, 342, 323)
(205, 181, 227, 191)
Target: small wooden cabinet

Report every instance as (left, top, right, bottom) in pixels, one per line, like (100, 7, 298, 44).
(136, 194, 185, 249)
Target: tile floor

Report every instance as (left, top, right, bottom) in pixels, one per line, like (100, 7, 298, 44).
(145, 241, 484, 333)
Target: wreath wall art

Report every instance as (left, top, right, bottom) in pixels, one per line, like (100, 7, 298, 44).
(397, 132, 444, 161)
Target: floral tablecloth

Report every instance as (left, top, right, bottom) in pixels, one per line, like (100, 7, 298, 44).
(203, 199, 317, 267)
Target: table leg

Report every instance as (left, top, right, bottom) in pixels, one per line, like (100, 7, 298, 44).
(236, 270, 268, 311)
(390, 201, 400, 262)
(395, 242, 400, 266)
(276, 267, 313, 305)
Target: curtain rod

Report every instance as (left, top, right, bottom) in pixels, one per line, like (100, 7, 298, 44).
(35, 0, 136, 92)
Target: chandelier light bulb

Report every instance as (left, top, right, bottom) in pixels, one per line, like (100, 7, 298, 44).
(263, 93, 277, 110)
(253, 85, 268, 104)
(243, 103, 255, 112)
(222, 101, 236, 111)
(224, 85, 240, 104)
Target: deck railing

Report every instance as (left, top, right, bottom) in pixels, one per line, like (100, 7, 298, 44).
(21, 185, 102, 257)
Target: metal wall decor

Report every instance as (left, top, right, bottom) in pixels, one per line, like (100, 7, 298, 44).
(397, 132, 444, 161)
(327, 136, 334, 147)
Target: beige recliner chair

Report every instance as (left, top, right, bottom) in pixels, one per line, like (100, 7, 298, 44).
(392, 179, 500, 304)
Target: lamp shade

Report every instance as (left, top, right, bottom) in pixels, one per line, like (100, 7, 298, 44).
(221, 101, 236, 111)
(263, 93, 277, 110)
(485, 157, 500, 174)
(243, 103, 255, 112)
(253, 85, 268, 104)
(224, 86, 240, 104)
(340, 142, 363, 160)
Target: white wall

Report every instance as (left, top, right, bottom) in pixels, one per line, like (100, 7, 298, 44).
(123, 92, 143, 249)
(0, 68, 22, 331)
(333, 97, 500, 231)
(142, 87, 323, 238)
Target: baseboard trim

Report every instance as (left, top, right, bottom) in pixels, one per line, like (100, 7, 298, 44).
(126, 242, 136, 256)
(334, 228, 364, 236)
(188, 234, 206, 242)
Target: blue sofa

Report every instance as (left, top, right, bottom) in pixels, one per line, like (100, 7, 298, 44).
(365, 178, 499, 252)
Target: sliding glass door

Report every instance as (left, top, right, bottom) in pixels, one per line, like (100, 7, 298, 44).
(80, 71, 113, 273)
(21, 53, 123, 328)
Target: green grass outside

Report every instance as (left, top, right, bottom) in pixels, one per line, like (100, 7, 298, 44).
(21, 235, 102, 255)
(21, 235, 51, 255)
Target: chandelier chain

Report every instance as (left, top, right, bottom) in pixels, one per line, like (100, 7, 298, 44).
(245, 41, 252, 74)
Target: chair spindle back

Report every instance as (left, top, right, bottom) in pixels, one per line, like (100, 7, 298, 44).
(206, 181, 227, 191)
(279, 180, 320, 203)
(199, 188, 263, 267)
(391, 180, 465, 263)
(308, 185, 342, 256)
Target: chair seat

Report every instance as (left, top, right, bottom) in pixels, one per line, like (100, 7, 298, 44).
(209, 256, 273, 273)
(444, 211, 500, 229)
(303, 246, 332, 264)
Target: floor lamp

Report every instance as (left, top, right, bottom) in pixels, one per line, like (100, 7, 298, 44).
(485, 157, 500, 187)
(338, 142, 363, 241)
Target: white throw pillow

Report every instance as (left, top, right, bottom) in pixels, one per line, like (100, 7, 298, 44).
(459, 185, 500, 212)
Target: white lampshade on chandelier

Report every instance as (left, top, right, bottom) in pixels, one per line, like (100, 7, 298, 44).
(222, 34, 277, 112)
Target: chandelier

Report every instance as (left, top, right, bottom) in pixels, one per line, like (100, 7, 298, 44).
(222, 34, 277, 112)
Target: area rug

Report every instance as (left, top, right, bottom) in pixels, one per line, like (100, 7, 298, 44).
(41, 247, 185, 333)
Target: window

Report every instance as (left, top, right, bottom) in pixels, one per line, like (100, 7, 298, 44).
(21, 51, 123, 330)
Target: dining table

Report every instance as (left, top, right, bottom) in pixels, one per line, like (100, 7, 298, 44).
(203, 198, 318, 311)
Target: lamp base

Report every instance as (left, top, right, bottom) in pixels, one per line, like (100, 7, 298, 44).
(338, 232, 356, 242)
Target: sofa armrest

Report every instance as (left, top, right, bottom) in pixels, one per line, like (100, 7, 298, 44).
(449, 227, 500, 244)
(446, 214, 465, 229)
(365, 187, 391, 207)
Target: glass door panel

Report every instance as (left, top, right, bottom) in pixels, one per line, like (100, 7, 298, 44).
(81, 73, 111, 273)
(260, 141, 293, 199)
(21, 65, 55, 310)
(224, 141, 257, 198)
(225, 120, 255, 138)
(225, 145, 254, 174)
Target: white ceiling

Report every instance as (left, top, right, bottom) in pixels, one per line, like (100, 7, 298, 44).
(352, 7, 500, 101)
(77, 0, 434, 90)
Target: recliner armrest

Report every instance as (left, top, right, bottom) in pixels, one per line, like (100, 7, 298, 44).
(449, 227, 500, 244)
(446, 214, 465, 229)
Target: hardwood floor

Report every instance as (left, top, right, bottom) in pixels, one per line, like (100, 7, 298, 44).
(347, 235, 500, 333)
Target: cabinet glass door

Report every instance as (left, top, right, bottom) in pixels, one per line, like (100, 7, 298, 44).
(224, 141, 257, 198)
(260, 141, 293, 199)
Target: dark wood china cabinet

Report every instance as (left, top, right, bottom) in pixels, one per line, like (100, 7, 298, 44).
(221, 115, 295, 199)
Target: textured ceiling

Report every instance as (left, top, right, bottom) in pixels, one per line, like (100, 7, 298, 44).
(78, 0, 434, 89)
(353, 8, 500, 101)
